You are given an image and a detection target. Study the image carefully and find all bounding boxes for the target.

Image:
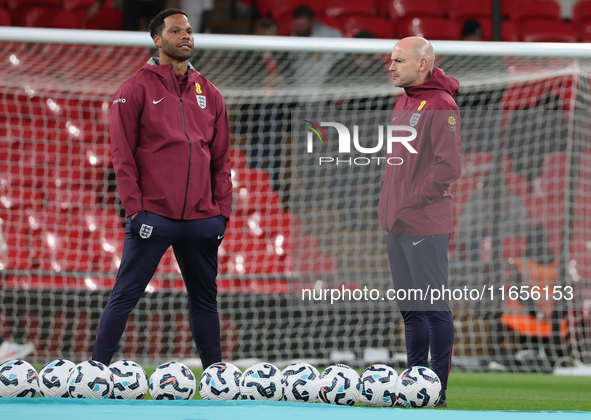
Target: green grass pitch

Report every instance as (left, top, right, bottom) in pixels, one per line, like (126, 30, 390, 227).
(34, 365, 591, 411)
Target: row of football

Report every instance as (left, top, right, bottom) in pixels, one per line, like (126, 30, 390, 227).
(0, 359, 442, 408)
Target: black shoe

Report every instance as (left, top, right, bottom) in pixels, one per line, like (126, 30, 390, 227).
(435, 398, 447, 408)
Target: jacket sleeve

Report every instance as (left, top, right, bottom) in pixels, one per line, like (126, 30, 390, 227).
(418, 106, 462, 207)
(210, 93, 233, 219)
(109, 82, 143, 216)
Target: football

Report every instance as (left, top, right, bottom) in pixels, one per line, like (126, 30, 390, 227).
(317, 364, 360, 406)
(357, 364, 398, 407)
(199, 362, 242, 401)
(240, 362, 282, 401)
(0, 359, 39, 398)
(109, 360, 149, 399)
(39, 359, 75, 398)
(395, 366, 441, 408)
(149, 361, 196, 400)
(281, 362, 320, 403)
(68, 360, 114, 399)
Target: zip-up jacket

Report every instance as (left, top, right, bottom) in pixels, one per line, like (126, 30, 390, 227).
(377, 67, 462, 236)
(110, 58, 232, 220)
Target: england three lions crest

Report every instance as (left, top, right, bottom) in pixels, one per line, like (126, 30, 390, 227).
(196, 95, 206, 109)
(409, 113, 421, 127)
(139, 224, 153, 239)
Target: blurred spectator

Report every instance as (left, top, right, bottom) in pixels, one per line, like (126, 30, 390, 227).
(507, 95, 568, 187)
(88, 0, 165, 31)
(232, 18, 295, 190)
(456, 175, 531, 262)
(291, 5, 342, 37)
(0, 335, 35, 363)
(180, 0, 213, 33)
(325, 31, 392, 110)
(289, 5, 342, 87)
(462, 20, 483, 41)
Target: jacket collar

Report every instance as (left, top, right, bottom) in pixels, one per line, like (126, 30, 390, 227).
(143, 57, 197, 77)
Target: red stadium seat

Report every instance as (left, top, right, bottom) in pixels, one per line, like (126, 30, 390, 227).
(573, 0, 591, 35)
(232, 168, 282, 215)
(75, 5, 123, 30)
(325, 0, 375, 17)
(577, 20, 591, 41)
(230, 148, 248, 170)
(520, 19, 577, 42)
(343, 15, 394, 38)
(24, 8, 80, 29)
(510, 0, 561, 22)
(389, 0, 443, 21)
(478, 19, 519, 42)
(0, 9, 10, 26)
(449, 0, 492, 21)
(399, 17, 460, 40)
(7, 0, 63, 8)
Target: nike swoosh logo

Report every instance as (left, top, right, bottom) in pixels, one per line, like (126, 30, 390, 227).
(153, 97, 165, 104)
(392, 117, 397, 121)
(218, 234, 225, 240)
(413, 239, 425, 246)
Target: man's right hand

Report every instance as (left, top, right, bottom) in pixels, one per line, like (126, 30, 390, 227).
(130, 212, 139, 220)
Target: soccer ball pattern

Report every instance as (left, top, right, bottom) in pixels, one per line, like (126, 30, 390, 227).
(357, 364, 398, 407)
(109, 360, 149, 400)
(281, 362, 320, 403)
(395, 366, 441, 408)
(199, 362, 242, 401)
(149, 362, 196, 400)
(317, 364, 360, 406)
(69, 360, 114, 399)
(39, 359, 75, 398)
(0, 360, 39, 398)
(240, 362, 282, 401)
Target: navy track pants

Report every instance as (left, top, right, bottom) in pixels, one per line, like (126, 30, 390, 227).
(92, 210, 226, 368)
(387, 231, 454, 390)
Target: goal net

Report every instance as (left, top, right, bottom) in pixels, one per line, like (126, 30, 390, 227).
(0, 29, 590, 373)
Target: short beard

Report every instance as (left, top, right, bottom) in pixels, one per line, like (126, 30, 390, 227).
(161, 41, 193, 62)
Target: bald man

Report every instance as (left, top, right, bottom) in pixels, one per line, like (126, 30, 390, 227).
(377, 37, 462, 408)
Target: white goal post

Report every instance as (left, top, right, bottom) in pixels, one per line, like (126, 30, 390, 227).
(0, 27, 590, 373)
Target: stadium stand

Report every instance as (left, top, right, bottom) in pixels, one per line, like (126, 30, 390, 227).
(0, 0, 588, 42)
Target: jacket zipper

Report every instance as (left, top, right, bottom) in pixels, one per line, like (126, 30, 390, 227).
(169, 69, 192, 220)
(385, 98, 413, 235)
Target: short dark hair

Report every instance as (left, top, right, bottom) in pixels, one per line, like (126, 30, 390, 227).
(148, 8, 189, 39)
(353, 30, 375, 39)
(462, 19, 482, 38)
(293, 5, 314, 20)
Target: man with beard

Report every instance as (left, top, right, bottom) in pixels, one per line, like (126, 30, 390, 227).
(92, 9, 232, 368)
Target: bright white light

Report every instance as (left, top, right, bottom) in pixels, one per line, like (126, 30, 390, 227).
(102, 241, 115, 253)
(88, 155, 97, 165)
(47, 99, 60, 113)
(85, 277, 97, 290)
(145, 285, 154, 293)
(66, 121, 80, 136)
(46, 233, 56, 249)
(9, 54, 19, 65)
(0, 196, 11, 209)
